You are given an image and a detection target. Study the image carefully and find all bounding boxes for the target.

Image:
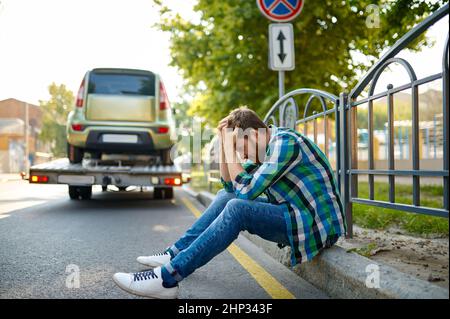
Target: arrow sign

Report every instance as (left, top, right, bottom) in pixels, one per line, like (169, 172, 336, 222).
(269, 23, 295, 71)
(277, 30, 287, 63)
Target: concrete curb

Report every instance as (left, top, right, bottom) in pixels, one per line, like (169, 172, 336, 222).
(186, 187, 448, 299)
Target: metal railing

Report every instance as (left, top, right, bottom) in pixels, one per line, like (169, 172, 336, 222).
(207, 3, 449, 237)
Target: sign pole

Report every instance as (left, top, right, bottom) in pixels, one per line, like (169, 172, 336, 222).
(257, 0, 304, 101)
(278, 70, 285, 98)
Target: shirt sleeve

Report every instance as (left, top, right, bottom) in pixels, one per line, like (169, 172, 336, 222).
(220, 160, 260, 193)
(232, 132, 302, 200)
(242, 161, 260, 174)
(220, 177, 235, 193)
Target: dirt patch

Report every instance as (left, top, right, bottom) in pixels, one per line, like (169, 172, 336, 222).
(337, 226, 449, 290)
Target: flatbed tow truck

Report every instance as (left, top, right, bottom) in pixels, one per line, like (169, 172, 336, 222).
(29, 157, 184, 200)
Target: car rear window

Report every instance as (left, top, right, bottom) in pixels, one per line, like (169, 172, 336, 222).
(87, 72, 155, 96)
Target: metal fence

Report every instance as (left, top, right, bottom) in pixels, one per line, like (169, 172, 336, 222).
(208, 4, 449, 237)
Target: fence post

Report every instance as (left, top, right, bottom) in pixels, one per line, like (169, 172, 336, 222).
(442, 34, 449, 211)
(350, 101, 358, 200)
(339, 92, 353, 238)
(335, 100, 341, 188)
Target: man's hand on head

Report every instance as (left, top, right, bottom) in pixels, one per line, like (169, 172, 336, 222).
(222, 127, 245, 180)
(222, 128, 237, 160)
(217, 116, 229, 134)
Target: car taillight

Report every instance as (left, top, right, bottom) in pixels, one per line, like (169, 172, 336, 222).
(159, 82, 170, 111)
(157, 127, 169, 134)
(76, 79, 85, 107)
(164, 177, 182, 186)
(30, 175, 49, 183)
(71, 124, 84, 131)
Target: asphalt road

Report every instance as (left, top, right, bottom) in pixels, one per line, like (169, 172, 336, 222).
(0, 177, 327, 299)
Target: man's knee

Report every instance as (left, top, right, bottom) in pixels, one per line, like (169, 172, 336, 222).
(217, 188, 234, 197)
(225, 198, 247, 208)
(223, 199, 251, 221)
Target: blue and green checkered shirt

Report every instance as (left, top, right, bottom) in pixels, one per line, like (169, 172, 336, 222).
(221, 125, 347, 266)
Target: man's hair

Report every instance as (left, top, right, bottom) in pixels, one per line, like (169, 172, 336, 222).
(226, 106, 268, 130)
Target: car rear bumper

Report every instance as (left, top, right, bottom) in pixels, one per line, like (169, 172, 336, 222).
(67, 126, 173, 153)
(85, 130, 156, 154)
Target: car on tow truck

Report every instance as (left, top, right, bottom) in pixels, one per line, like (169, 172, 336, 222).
(67, 68, 176, 165)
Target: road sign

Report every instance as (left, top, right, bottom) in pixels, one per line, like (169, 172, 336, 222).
(269, 23, 295, 71)
(257, 0, 305, 22)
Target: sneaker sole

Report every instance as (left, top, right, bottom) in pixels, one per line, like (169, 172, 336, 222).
(112, 275, 178, 299)
(136, 259, 168, 268)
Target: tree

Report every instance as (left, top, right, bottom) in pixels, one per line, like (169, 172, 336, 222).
(39, 83, 74, 157)
(153, 0, 446, 125)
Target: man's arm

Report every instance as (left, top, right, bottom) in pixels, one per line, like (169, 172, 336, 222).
(225, 131, 302, 200)
(219, 135, 231, 182)
(217, 117, 234, 192)
(222, 128, 245, 181)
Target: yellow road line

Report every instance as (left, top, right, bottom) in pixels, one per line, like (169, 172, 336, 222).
(181, 197, 295, 299)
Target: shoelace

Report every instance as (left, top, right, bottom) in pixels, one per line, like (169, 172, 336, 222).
(133, 269, 158, 282)
(154, 252, 169, 256)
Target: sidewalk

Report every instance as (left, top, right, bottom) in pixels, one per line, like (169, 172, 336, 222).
(184, 186, 449, 299)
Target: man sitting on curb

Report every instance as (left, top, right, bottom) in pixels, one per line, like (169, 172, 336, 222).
(113, 106, 347, 299)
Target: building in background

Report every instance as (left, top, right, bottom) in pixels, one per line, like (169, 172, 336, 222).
(0, 98, 52, 173)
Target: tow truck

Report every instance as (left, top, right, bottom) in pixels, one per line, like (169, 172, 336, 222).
(28, 155, 185, 200)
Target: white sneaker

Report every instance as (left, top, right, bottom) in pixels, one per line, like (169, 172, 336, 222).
(136, 251, 171, 267)
(113, 267, 178, 299)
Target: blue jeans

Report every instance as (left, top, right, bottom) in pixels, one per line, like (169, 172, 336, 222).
(162, 189, 290, 282)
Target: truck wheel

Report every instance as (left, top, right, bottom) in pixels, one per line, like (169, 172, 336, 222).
(68, 186, 92, 200)
(69, 186, 79, 200)
(80, 186, 92, 200)
(154, 187, 173, 199)
(68, 143, 84, 164)
(161, 148, 173, 166)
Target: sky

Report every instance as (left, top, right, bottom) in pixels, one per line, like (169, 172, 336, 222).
(0, 0, 448, 105)
(0, 0, 197, 104)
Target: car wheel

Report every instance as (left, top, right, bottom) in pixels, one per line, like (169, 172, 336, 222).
(67, 143, 84, 164)
(90, 151, 102, 160)
(160, 148, 173, 166)
(154, 187, 173, 199)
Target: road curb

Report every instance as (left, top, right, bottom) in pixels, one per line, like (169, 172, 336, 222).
(184, 187, 449, 299)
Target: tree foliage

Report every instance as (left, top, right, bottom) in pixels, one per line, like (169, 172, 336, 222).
(39, 83, 74, 156)
(154, 0, 446, 124)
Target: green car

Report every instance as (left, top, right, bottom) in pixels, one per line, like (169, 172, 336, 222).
(67, 68, 176, 164)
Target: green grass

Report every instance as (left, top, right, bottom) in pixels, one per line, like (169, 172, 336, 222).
(189, 168, 448, 237)
(346, 242, 379, 257)
(353, 182, 448, 237)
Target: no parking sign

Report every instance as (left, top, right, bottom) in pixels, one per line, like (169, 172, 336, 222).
(257, 0, 304, 22)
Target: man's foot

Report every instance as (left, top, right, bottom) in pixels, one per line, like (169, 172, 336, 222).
(136, 251, 171, 267)
(112, 267, 178, 299)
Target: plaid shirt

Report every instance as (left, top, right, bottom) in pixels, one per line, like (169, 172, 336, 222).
(221, 125, 347, 266)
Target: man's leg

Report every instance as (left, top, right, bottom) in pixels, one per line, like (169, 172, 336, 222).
(166, 189, 236, 257)
(161, 198, 290, 284)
